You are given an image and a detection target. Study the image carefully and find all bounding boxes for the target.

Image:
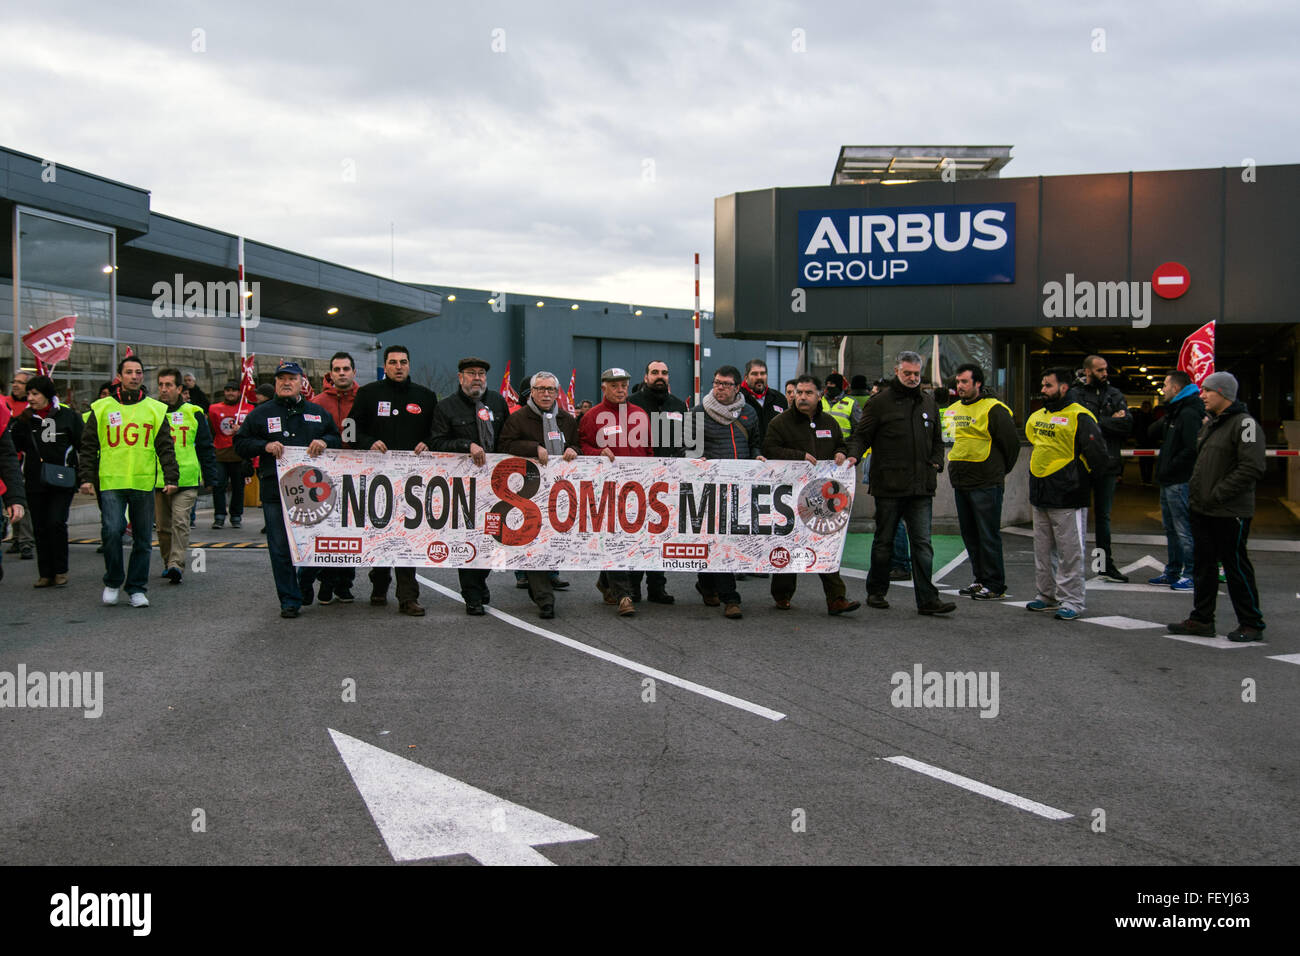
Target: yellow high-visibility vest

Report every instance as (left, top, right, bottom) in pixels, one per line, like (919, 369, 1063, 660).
(1026, 404, 1096, 478)
(943, 397, 1012, 462)
(92, 395, 169, 491)
(156, 403, 203, 488)
(820, 395, 855, 439)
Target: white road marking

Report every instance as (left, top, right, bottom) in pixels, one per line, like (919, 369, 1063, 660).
(883, 756, 1073, 820)
(932, 549, 969, 584)
(328, 729, 596, 865)
(1002, 600, 1032, 608)
(1165, 634, 1264, 649)
(1003, 526, 1300, 552)
(834, 549, 968, 586)
(415, 575, 787, 721)
(1119, 556, 1167, 576)
(1268, 654, 1300, 665)
(1081, 616, 1166, 630)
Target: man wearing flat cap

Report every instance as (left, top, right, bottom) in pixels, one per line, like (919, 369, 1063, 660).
(233, 361, 340, 618)
(1168, 371, 1267, 642)
(578, 367, 652, 617)
(430, 356, 510, 615)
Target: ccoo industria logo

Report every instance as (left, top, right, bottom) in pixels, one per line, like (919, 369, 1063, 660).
(797, 202, 1015, 288)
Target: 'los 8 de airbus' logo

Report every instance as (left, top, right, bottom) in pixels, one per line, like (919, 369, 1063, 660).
(797, 477, 852, 534)
(280, 465, 336, 526)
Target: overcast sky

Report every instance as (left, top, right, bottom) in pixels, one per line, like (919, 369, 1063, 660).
(2, 1, 1295, 310)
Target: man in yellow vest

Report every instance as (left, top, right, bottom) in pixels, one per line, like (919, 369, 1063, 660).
(78, 354, 179, 607)
(154, 368, 218, 585)
(820, 372, 860, 441)
(943, 363, 1020, 600)
(1024, 367, 1109, 621)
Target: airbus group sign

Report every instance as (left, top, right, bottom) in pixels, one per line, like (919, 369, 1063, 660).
(797, 202, 1016, 287)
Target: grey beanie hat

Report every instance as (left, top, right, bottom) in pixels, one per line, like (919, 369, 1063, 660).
(1201, 371, 1238, 402)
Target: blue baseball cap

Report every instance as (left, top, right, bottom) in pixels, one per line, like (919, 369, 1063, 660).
(275, 361, 306, 376)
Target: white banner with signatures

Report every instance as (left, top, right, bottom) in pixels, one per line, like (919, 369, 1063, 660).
(275, 448, 855, 572)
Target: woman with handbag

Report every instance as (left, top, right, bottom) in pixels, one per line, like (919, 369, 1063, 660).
(12, 376, 82, 587)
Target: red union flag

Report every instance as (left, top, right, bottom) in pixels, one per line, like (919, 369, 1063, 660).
(501, 360, 521, 412)
(23, 315, 77, 367)
(237, 354, 258, 424)
(1177, 321, 1215, 385)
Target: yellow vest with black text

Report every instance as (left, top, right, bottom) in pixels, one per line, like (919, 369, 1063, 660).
(1026, 404, 1096, 477)
(820, 395, 855, 440)
(943, 397, 1012, 462)
(156, 403, 202, 488)
(92, 395, 170, 491)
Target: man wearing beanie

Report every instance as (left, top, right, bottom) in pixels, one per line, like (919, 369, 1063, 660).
(1168, 372, 1267, 642)
(1146, 370, 1204, 590)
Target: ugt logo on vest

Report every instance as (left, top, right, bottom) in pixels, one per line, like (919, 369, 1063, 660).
(281, 465, 337, 526)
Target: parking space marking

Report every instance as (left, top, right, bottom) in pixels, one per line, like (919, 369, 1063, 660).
(882, 756, 1073, 820)
(415, 575, 787, 722)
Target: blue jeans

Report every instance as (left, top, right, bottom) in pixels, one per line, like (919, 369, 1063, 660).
(869, 496, 938, 607)
(100, 488, 155, 594)
(954, 485, 1006, 592)
(1160, 482, 1194, 578)
(262, 489, 303, 610)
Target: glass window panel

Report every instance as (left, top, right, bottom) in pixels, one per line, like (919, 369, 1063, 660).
(17, 212, 114, 341)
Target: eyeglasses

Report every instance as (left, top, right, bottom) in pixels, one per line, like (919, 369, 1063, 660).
(532, 386, 558, 393)
(713, 380, 737, 388)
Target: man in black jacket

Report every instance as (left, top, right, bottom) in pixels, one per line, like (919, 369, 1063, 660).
(1067, 355, 1133, 582)
(1146, 370, 1204, 590)
(740, 358, 788, 448)
(628, 359, 691, 604)
(1168, 372, 1267, 642)
(348, 345, 440, 616)
(429, 356, 509, 616)
(847, 351, 955, 616)
(763, 375, 860, 615)
(233, 361, 340, 618)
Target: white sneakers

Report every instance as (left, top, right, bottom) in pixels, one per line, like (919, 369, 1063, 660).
(102, 587, 149, 607)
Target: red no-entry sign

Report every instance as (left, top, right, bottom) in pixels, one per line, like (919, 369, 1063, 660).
(1152, 261, 1190, 299)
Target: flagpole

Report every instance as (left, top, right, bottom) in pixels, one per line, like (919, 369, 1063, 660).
(238, 235, 247, 379)
(693, 253, 701, 407)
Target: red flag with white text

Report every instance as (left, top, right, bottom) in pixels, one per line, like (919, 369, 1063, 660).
(23, 314, 77, 371)
(501, 360, 521, 412)
(1177, 321, 1215, 386)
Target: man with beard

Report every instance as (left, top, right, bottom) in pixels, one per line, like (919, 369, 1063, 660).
(499, 371, 580, 619)
(626, 359, 688, 604)
(740, 359, 787, 447)
(351, 345, 440, 616)
(305, 351, 363, 605)
(430, 357, 510, 616)
(1067, 355, 1133, 582)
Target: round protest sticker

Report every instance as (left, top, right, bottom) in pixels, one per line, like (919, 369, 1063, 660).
(280, 465, 337, 526)
(796, 477, 852, 535)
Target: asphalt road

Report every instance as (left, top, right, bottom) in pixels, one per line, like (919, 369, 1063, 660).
(2, 511, 1297, 866)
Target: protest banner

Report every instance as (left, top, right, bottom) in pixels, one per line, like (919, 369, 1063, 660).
(275, 448, 855, 572)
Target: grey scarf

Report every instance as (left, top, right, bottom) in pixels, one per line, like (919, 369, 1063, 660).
(702, 390, 747, 426)
(466, 389, 495, 452)
(528, 397, 566, 457)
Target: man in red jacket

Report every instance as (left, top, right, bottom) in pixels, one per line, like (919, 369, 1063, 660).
(206, 380, 246, 530)
(578, 367, 651, 617)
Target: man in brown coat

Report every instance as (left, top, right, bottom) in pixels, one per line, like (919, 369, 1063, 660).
(762, 374, 860, 615)
(498, 371, 579, 619)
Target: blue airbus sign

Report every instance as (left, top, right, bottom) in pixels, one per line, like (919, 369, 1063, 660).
(797, 202, 1016, 287)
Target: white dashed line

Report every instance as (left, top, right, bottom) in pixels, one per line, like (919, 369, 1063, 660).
(1080, 616, 1166, 630)
(414, 575, 787, 722)
(882, 756, 1073, 820)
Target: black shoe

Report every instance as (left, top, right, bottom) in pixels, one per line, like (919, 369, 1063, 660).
(164, 567, 182, 584)
(1098, 566, 1129, 583)
(466, 603, 485, 616)
(971, 586, 1006, 601)
(20, 547, 33, 560)
(630, 589, 643, 604)
(550, 578, 570, 590)
(918, 600, 957, 615)
(335, 588, 355, 604)
(958, 581, 981, 596)
(230, 518, 242, 529)
(539, 606, 555, 620)
(482, 587, 491, 605)
(889, 567, 910, 581)
(866, 594, 889, 609)
(211, 517, 225, 530)
(1227, 625, 1264, 643)
(370, 591, 388, 606)
(260, 526, 267, 534)
(302, 584, 314, 606)
(317, 589, 335, 605)
(648, 590, 675, 605)
(1167, 618, 1214, 637)
(280, 607, 300, 619)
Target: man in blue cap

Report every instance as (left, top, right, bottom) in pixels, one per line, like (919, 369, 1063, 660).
(234, 361, 340, 618)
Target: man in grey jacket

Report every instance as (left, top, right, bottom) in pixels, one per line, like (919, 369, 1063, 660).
(1168, 372, 1267, 642)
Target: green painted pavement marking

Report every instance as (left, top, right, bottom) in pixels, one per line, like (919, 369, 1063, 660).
(841, 533, 965, 574)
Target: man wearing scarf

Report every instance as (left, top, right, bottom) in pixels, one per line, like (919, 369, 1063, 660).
(499, 371, 580, 619)
(627, 359, 689, 603)
(739, 358, 786, 449)
(1146, 371, 1204, 590)
(78, 354, 179, 607)
(691, 365, 763, 619)
(430, 356, 510, 616)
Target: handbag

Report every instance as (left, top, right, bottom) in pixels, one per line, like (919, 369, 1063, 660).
(41, 445, 77, 489)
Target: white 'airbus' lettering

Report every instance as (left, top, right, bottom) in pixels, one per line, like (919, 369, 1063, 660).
(803, 209, 1007, 256)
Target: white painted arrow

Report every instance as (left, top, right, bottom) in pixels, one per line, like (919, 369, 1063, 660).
(329, 729, 597, 865)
